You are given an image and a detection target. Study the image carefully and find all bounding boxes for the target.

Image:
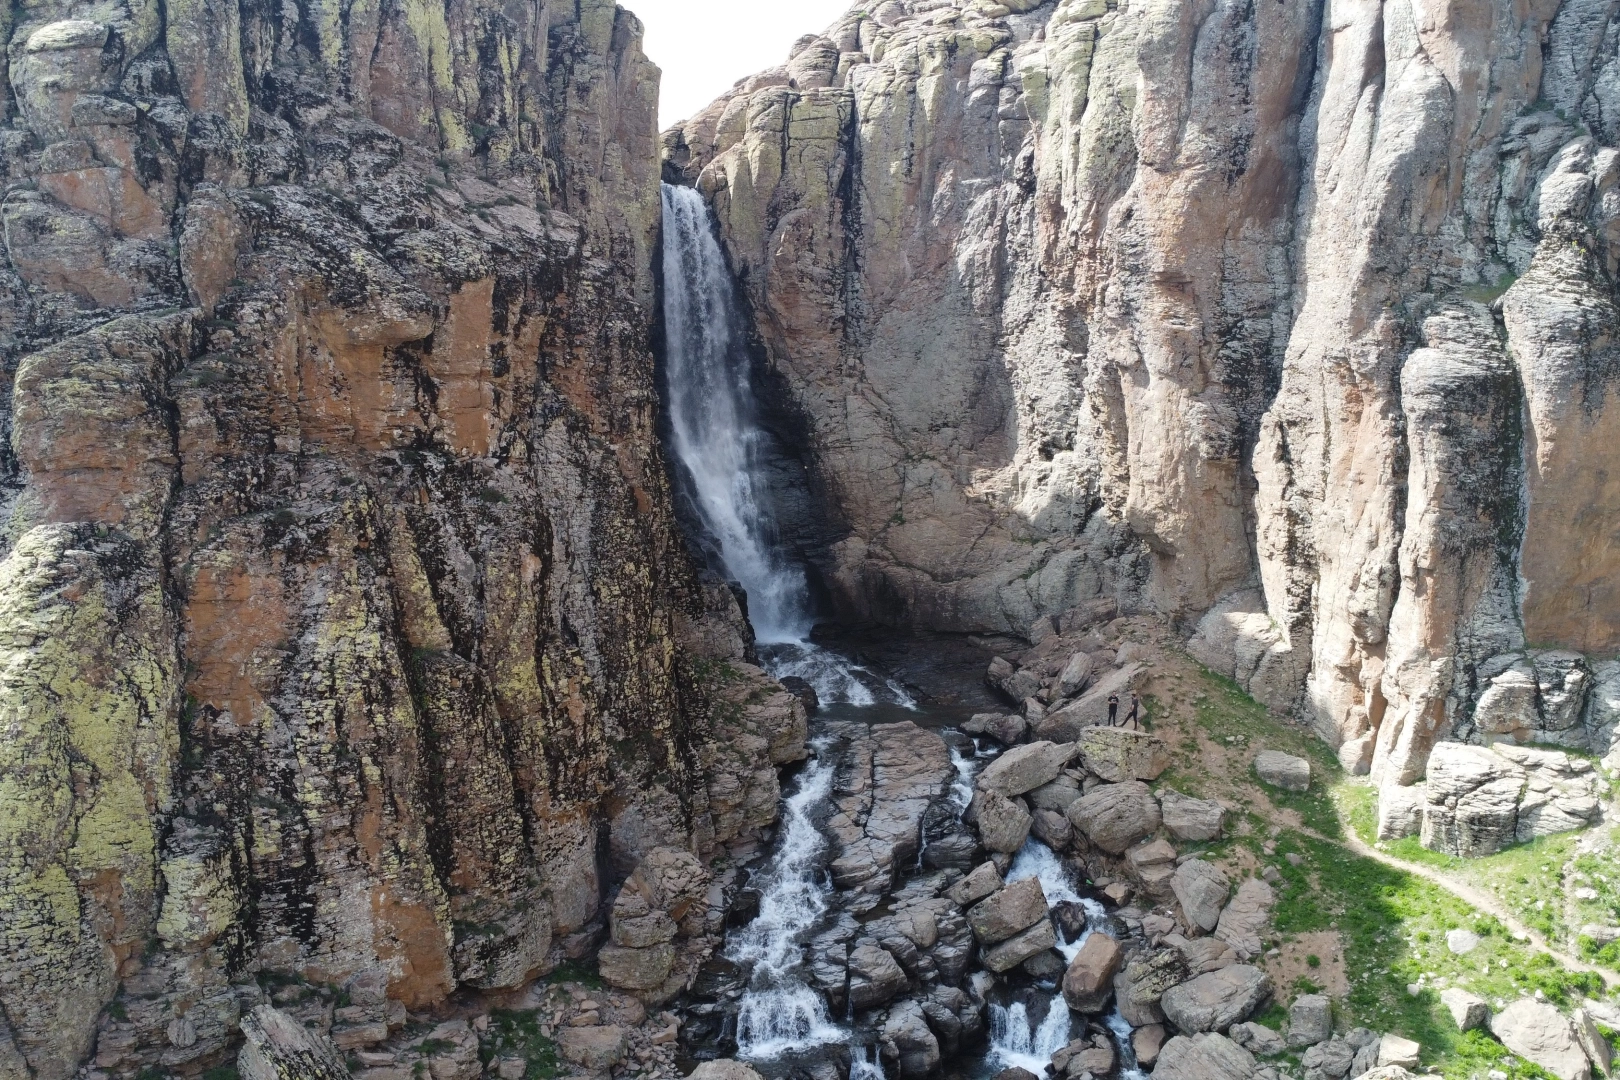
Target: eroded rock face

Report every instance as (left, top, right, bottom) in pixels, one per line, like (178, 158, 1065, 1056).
(0, 1, 808, 1076)
(664, 0, 1620, 823)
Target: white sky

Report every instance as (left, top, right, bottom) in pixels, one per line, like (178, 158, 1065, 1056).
(631, 0, 857, 129)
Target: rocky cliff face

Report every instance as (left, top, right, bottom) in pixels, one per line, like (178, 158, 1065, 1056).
(663, 0, 1620, 821)
(0, 0, 806, 1076)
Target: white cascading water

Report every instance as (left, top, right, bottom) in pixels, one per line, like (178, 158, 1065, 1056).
(727, 746, 845, 1058)
(999, 839, 1145, 1078)
(661, 182, 911, 708)
(987, 1000, 1072, 1075)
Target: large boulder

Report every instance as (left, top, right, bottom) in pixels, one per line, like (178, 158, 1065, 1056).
(1421, 743, 1525, 856)
(848, 944, 909, 1009)
(967, 877, 1049, 943)
(689, 1063, 766, 1080)
(1171, 860, 1231, 932)
(1151, 1033, 1258, 1080)
(1301, 1037, 1355, 1077)
(1077, 727, 1171, 782)
(974, 791, 1034, 853)
(1058, 651, 1096, 696)
(1230, 1021, 1285, 1055)
(977, 741, 1072, 796)
(1254, 750, 1311, 792)
(1061, 931, 1124, 1011)
(1440, 988, 1490, 1032)
(237, 1006, 349, 1080)
(1160, 965, 1272, 1033)
(1066, 781, 1161, 853)
(1028, 775, 1083, 813)
(1160, 790, 1226, 841)
(1287, 993, 1332, 1047)
(596, 941, 675, 991)
(981, 918, 1058, 973)
(1491, 998, 1594, 1080)
(947, 861, 1003, 907)
(1215, 877, 1276, 959)
(1114, 948, 1190, 1026)
(881, 999, 941, 1078)
(557, 1026, 627, 1071)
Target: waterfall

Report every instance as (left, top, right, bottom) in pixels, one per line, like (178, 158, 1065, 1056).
(727, 745, 844, 1058)
(661, 183, 911, 708)
(987, 999, 1072, 1075)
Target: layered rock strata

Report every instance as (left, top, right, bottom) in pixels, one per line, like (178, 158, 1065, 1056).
(664, 0, 1620, 821)
(0, 1, 805, 1077)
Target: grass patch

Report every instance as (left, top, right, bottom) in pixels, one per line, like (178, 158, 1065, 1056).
(1156, 656, 1615, 1077)
(545, 958, 602, 989)
(480, 1010, 560, 1080)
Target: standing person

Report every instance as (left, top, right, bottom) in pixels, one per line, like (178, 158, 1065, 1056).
(1107, 692, 1119, 726)
(1125, 692, 1140, 729)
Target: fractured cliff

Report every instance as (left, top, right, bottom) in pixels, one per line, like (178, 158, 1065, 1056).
(0, 0, 804, 1076)
(663, 0, 1620, 824)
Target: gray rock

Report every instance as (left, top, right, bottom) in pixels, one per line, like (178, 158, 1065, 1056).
(985, 713, 1029, 746)
(1076, 727, 1171, 783)
(981, 917, 1058, 973)
(975, 791, 1034, 853)
(1058, 651, 1096, 696)
(947, 861, 1004, 907)
(881, 999, 941, 1079)
(1067, 781, 1162, 854)
(1230, 1021, 1286, 1056)
(1132, 1023, 1167, 1066)
(1377, 1034, 1421, 1068)
(596, 941, 675, 991)
(1151, 1033, 1259, 1080)
(848, 944, 908, 1010)
(1061, 931, 1123, 1011)
(1254, 750, 1311, 792)
(1287, 993, 1332, 1047)
(1491, 998, 1592, 1080)
(967, 877, 1049, 943)
(238, 1006, 349, 1080)
(1444, 928, 1481, 955)
(1215, 877, 1276, 959)
(1300, 1036, 1353, 1078)
(1573, 1008, 1613, 1078)
(1160, 789, 1226, 841)
(1031, 807, 1074, 849)
(978, 741, 1073, 796)
(689, 1063, 766, 1080)
(1159, 964, 1272, 1033)
(556, 1027, 627, 1071)
(1114, 948, 1190, 1025)
(1171, 860, 1232, 932)
(1028, 775, 1083, 813)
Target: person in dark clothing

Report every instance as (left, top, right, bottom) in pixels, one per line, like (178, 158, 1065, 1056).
(1107, 692, 1119, 726)
(1125, 692, 1140, 729)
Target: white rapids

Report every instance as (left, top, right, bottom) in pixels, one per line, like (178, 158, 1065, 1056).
(727, 747, 844, 1058)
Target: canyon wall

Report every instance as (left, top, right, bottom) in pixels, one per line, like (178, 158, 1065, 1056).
(0, 0, 805, 1076)
(664, 0, 1620, 820)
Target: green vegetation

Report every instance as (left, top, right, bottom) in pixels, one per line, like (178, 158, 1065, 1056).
(479, 1010, 561, 1080)
(545, 958, 603, 989)
(1163, 658, 1617, 1077)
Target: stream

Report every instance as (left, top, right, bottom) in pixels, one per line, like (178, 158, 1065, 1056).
(661, 181, 1144, 1080)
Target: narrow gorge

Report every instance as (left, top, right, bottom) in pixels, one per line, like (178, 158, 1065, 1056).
(3, 2, 1620, 1080)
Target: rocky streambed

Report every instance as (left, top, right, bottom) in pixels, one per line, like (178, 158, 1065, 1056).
(672, 643, 1292, 1080)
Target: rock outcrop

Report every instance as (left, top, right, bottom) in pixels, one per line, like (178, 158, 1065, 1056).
(0, 1, 808, 1076)
(664, 0, 1620, 824)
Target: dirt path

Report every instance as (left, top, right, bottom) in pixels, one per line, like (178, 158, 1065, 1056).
(1321, 827, 1620, 989)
